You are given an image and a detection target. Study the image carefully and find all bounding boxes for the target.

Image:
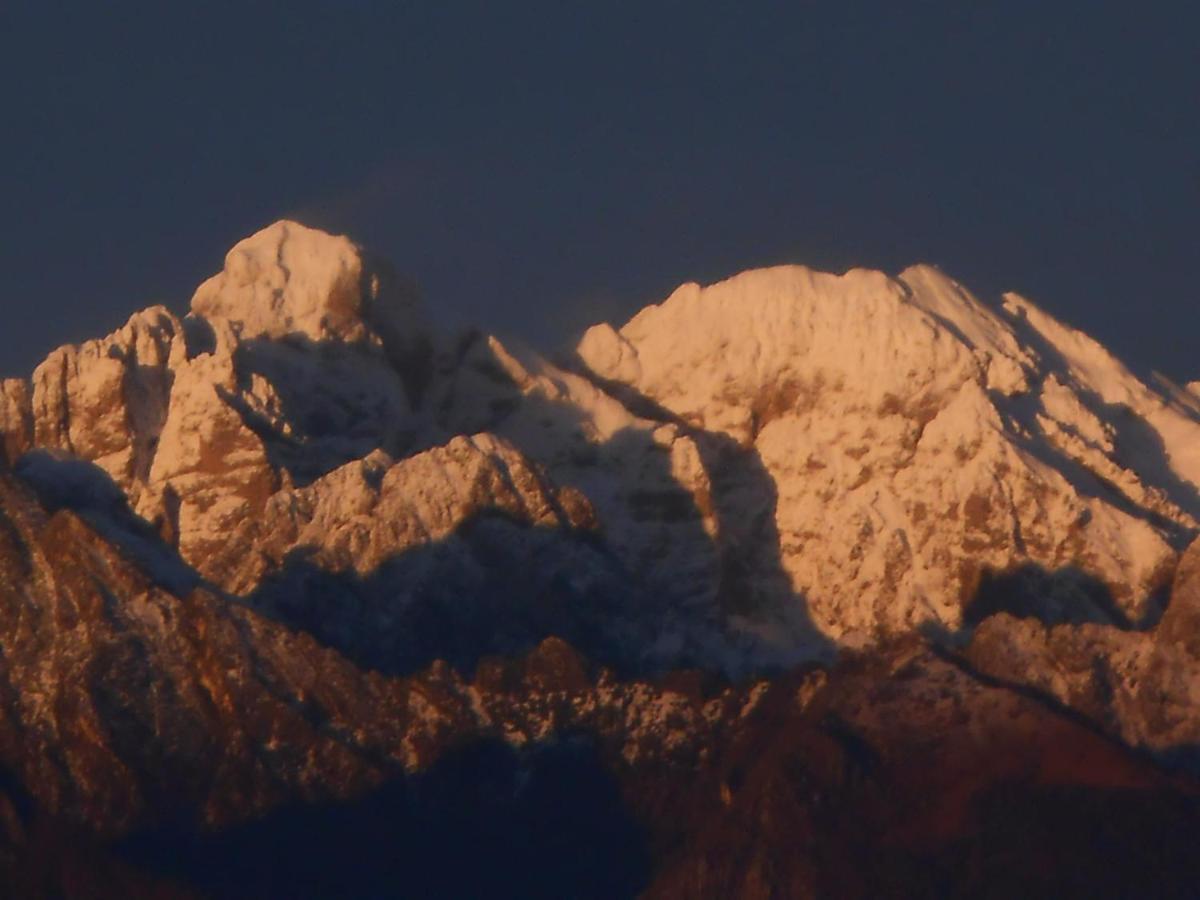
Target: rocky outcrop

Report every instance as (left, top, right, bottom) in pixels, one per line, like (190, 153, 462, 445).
(644, 639, 1200, 900)
(24, 307, 184, 498)
(576, 264, 1200, 642)
(235, 433, 595, 587)
(213, 433, 651, 674)
(7, 221, 1200, 668)
(0, 470, 730, 828)
(0, 379, 31, 465)
(190, 220, 426, 354)
(965, 536, 1200, 767)
(0, 478, 1195, 897)
(8, 221, 1200, 896)
(4, 223, 436, 588)
(1158, 533, 1200, 655)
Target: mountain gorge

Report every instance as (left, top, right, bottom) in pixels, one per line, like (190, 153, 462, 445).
(3, 221, 1200, 897)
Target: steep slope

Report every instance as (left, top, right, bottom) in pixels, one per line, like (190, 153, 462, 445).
(0, 223, 430, 575)
(964, 534, 1200, 768)
(0, 470, 727, 893)
(577, 264, 1200, 644)
(3, 222, 1200, 896)
(1, 475, 1197, 897)
(0, 223, 667, 670)
(4, 221, 1200, 667)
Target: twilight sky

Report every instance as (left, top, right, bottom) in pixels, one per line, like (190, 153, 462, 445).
(1, 3, 1196, 380)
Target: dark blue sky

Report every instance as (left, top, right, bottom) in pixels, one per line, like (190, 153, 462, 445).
(1, 3, 1196, 379)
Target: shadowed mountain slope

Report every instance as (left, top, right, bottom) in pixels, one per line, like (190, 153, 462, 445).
(3, 222, 1200, 896)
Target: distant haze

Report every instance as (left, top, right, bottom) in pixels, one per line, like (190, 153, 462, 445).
(1, 2, 1195, 379)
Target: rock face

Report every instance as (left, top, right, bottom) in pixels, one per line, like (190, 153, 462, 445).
(5, 223, 436, 592)
(26, 307, 184, 495)
(220, 433, 650, 675)
(0, 480, 1196, 897)
(966, 535, 1200, 768)
(4, 220, 1200, 896)
(3, 222, 1200, 665)
(0, 379, 31, 465)
(0, 469, 739, 832)
(577, 264, 1200, 644)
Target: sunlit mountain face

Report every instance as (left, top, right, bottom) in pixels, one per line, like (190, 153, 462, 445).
(2, 222, 1200, 898)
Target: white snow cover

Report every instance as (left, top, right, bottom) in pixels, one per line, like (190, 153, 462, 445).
(5, 221, 1199, 664)
(578, 262, 1200, 641)
(191, 220, 426, 347)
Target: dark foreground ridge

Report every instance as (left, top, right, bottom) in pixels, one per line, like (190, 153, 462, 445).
(2, 471, 1200, 897)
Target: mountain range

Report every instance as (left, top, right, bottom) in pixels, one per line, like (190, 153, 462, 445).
(2, 221, 1200, 897)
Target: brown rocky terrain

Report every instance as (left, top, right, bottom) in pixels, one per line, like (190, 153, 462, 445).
(4, 222, 1200, 897)
(0, 466, 1198, 897)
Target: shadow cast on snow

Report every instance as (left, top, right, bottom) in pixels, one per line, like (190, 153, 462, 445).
(71, 317, 834, 675)
(998, 307, 1200, 546)
(459, 336, 832, 652)
(226, 334, 419, 488)
(227, 329, 835, 675)
(245, 513, 651, 678)
(16, 320, 1196, 680)
(12, 450, 202, 597)
(918, 560, 1155, 655)
(9, 447, 660, 677)
(9, 443, 810, 680)
(19, 323, 1198, 680)
(964, 562, 1142, 630)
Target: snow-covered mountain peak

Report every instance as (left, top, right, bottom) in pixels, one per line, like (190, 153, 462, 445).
(190, 220, 427, 352)
(5, 222, 1200, 669)
(574, 259, 1200, 638)
(896, 264, 1036, 395)
(578, 262, 1002, 446)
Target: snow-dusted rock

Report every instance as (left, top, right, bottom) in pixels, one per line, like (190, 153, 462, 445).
(8, 223, 438, 580)
(191, 220, 425, 349)
(8, 222, 1200, 898)
(966, 537, 1200, 767)
(222, 433, 596, 593)
(145, 344, 279, 575)
(577, 263, 1200, 642)
(9, 221, 1200, 667)
(0, 378, 32, 464)
(424, 332, 726, 618)
(20, 307, 185, 503)
(186, 222, 428, 484)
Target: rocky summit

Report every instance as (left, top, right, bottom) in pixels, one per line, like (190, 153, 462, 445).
(3, 221, 1200, 897)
